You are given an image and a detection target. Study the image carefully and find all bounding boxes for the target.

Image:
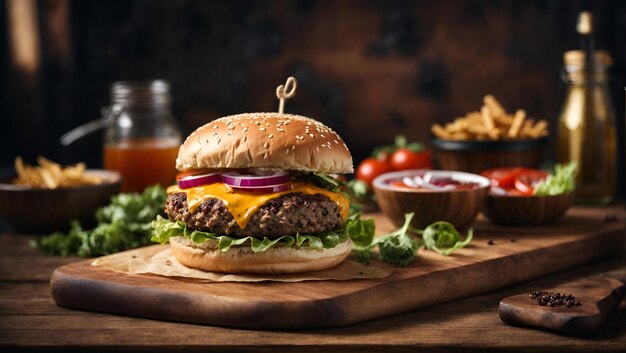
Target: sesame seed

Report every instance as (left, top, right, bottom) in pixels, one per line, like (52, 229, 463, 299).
(212, 131, 218, 136)
(268, 134, 273, 139)
(265, 123, 270, 127)
(320, 134, 325, 138)
(217, 138, 221, 145)
(277, 128, 284, 132)
(263, 152, 269, 160)
(334, 140, 339, 144)
(243, 127, 248, 132)
(316, 146, 320, 152)
(309, 133, 315, 138)
(260, 127, 266, 131)
(242, 136, 247, 142)
(285, 149, 289, 154)
(292, 145, 296, 150)
(228, 131, 231, 135)
(263, 142, 269, 148)
(213, 125, 218, 129)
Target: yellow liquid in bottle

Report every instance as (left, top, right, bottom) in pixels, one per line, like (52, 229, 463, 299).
(557, 81, 616, 204)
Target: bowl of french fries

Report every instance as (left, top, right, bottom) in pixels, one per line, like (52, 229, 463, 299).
(431, 95, 548, 174)
(0, 157, 121, 233)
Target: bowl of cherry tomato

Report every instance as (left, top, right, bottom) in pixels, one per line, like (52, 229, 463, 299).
(372, 170, 490, 230)
(480, 166, 575, 226)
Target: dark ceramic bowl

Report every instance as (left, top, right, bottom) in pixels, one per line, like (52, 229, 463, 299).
(0, 170, 122, 233)
(372, 170, 490, 230)
(432, 137, 548, 174)
(483, 191, 575, 226)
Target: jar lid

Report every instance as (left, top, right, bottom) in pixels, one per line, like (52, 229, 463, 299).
(111, 80, 171, 106)
(563, 50, 612, 68)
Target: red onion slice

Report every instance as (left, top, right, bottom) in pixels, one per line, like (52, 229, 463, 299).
(222, 170, 290, 188)
(233, 183, 292, 193)
(178, 173, 222, 189)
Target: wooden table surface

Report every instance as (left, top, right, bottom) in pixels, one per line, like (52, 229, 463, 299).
(1, 207, 625, 352)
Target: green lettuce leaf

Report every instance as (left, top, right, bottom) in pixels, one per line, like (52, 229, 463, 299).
(417, 221, 473, 256)
(34, 184, 167, 257)
(533, 162, 577, 196)
(151, 215, 375, 253)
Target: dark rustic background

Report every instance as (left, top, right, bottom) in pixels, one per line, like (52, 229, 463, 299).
(1, 0, 625, 196)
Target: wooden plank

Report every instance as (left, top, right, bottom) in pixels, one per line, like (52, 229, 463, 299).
(1, 262, 625, 352)
(499, 277, 625, 333)
(48, 207, 624, 329)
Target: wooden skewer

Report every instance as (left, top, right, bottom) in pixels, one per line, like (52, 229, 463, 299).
(276, 76, 297, 114)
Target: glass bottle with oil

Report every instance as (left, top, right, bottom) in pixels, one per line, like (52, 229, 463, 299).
(557, 13, 616, 204)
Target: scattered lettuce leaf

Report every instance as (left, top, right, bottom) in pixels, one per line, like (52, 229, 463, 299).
(414, 221, 473, 256)
(33, 185, 167, 257)
(355, 213, 474, 266)
(533, 162, 577, 196)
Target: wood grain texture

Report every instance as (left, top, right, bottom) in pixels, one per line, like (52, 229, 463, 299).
(499, 277, 625, 333)
(373, 183, 488, 230)
(1, 217, 626, 352)
(49, 207, 624, 329)
(484, 191, 575, 226)
(433, 148, 543, 174)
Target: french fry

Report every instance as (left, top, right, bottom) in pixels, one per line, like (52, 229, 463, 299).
(431, 124, 451, 139)
(481, 105, 495, 131)
(432, 94, 548, 141)
(528, 120, 548, 138)
(483, 94, 506, 117)
(12, 157, 102, 189)
(508, 109, 526, 138)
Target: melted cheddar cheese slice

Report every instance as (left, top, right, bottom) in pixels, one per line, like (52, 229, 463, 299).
(167, 182, 349, 229)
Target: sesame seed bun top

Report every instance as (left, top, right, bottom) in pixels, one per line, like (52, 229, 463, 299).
(176, 112, 354, 174)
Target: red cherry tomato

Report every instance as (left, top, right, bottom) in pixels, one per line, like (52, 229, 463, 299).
(481, 167, 527, 188)
(390, 149, 432, 170)
(514, 170, 549, 195)
(356, 158, 393, 187)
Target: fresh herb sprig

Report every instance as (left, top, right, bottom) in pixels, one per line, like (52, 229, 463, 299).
(356, 213, 473, 266)
(32, 185, 167, 257)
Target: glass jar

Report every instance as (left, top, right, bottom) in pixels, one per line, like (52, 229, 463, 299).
(557, 50, 616, 204)
(103, 80, 182, 192)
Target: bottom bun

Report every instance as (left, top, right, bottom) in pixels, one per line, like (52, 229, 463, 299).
(170, 236, 352, 274)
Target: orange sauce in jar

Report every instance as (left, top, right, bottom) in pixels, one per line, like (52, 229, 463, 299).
(104, 138, 179, 192)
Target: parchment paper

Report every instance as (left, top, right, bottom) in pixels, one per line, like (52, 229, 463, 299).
(91, 245, 393, 282)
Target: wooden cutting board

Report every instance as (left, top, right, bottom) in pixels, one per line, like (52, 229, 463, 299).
(499, 276, 625, 333)
(50, 207, 624, 329)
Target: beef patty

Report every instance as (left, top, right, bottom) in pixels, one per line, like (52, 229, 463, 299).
(165, 192, 343, 238)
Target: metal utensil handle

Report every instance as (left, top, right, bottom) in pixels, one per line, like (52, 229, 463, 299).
(59, 105, 121, 146)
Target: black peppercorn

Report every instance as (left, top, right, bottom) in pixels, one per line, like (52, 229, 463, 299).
(529, 290, 582, 308)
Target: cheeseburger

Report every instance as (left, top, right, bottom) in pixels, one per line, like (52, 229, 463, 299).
(152, 112, 358, 274)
